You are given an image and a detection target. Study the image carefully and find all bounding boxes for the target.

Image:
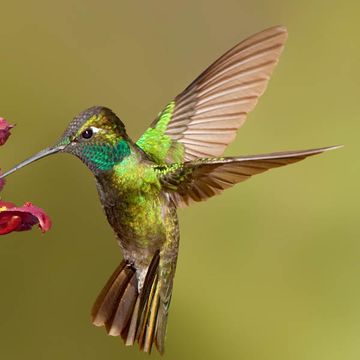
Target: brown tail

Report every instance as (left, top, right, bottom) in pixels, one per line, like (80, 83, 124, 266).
(91, 251, 164, 354)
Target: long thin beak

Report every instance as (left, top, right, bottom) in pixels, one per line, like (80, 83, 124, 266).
(0, 145, 65, 179)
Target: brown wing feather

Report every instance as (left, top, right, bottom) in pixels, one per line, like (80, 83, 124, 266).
(168, 26, 288, 161)
(160, 146, 339, 207)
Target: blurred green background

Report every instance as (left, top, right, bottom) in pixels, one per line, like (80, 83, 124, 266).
(0, 1, 359, 359)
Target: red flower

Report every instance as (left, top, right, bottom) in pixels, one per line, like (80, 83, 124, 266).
(0, 116, 52, 235)
(0, 118, 14, 146)
(0, 200, 52, 235)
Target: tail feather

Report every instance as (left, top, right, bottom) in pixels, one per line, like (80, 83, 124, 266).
(138, 273, 159, 352)
(107, 273, 137, 336)
(138, 251, 160, 315)
(136, 250, 160, 353)
(123, 296, 140, 345)
(91, 250, 166, 354)
(92, 261, 133, 327)
(155, 301, 168, 354)
(143, 285, 160, 352)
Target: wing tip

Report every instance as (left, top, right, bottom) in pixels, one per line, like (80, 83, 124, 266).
(274, 25, 288, 33)
(284, 144, 343, 157)
(261, 25, 288, 39)
(297, 144, 343, 156)
(236, 145, 343, 162)
(307, 144, 343, 155)
(304, 144, 343, 157)
(320, 144, 343, 152)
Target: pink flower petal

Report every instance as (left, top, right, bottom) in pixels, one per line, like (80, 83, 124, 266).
(0, 118, 14, 146)
(0, 200, 16, 208)
(0, 200, 52, 234)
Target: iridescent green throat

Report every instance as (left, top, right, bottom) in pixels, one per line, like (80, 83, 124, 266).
(83, 139, 131, 171)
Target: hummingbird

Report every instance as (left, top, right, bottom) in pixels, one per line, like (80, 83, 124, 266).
(1, 26, 339, 354)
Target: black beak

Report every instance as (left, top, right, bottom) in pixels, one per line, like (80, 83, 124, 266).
(0, 144, 65, 179)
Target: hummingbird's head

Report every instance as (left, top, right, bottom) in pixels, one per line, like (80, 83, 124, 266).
(1, 106, 132, 179)
(59, 106, 132, 173)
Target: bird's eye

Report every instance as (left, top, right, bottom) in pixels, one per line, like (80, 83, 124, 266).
(81, 128, 93, 139)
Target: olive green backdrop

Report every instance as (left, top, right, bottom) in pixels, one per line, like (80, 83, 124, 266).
(0, 1, 358, 359)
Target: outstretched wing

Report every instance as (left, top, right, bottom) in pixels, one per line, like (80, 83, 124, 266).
(137, 26, 288, 164)
(158, 146, 339, 207)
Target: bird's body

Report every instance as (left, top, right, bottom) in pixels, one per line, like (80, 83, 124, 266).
(95, 150, 178, 291)
(83, 127, 181, 351)
(1, 26, 340, 354)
